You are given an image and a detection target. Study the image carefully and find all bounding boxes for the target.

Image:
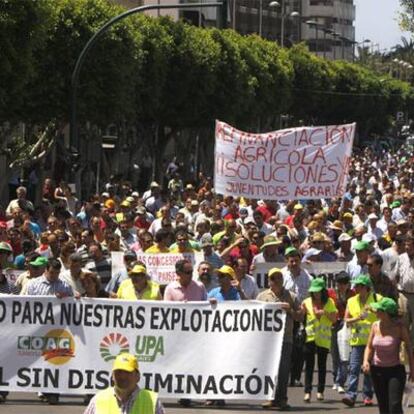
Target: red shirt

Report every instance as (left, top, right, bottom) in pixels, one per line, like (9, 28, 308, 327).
(256, 205, 276, 222)
(328, 288, 355, 320)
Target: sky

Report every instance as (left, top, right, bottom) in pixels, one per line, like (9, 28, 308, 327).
(354, 0, 411, 51)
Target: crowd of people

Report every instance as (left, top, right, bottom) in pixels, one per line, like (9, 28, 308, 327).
(1, 145, 414, 412)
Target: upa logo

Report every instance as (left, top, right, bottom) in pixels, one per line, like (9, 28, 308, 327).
(135, 336, 164, 362)
(100, 333, 130, 362)
(17, 329, 75, 365)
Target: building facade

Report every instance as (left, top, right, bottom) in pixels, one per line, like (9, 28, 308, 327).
(112, 0, 355, 61)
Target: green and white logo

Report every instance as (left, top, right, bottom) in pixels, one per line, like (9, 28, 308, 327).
(100, 333, 129, 362)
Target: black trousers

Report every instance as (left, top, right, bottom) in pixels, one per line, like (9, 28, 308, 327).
(304, 341, 329, 393)
(290, 321, 305, 383)
(370, 364, 406, 414)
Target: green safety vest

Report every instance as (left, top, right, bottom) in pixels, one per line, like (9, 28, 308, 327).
(95, 387, 157, 414)
(347, 293, 381, 346)
(303, 297, 336, 350)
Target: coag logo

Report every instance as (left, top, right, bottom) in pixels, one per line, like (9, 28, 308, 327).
(17, 329, 75, 365)
(100, 333, 129, 362)
(135, 336, 164, 362)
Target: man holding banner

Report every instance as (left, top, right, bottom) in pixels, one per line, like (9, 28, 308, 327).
(84, 353, 165, 414)
(257, 267, 301, 410)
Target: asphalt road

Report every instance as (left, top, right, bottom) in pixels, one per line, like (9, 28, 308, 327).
(0, 386, 386, 413)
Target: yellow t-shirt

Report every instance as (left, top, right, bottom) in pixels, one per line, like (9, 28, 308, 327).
(116, 279, 161, 300)
(145, 244, 170, 254)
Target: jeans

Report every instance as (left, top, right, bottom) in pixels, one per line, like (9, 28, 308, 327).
(331, 327, 349, 386)
(346, 345, 373, 401)
(273, 342, 293, 404)
(304, 341, 329, 393)
(371, 364, 406, 414)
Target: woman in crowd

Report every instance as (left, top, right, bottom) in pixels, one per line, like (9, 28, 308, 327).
(363, 297, 414, 414)
(302, 278, 337, 402)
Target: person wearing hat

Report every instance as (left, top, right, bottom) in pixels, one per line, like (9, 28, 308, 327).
(84, 353, 164, 414)
(392, 198, 409, 222)
(251, 236, 284, 272)
(0, 241, 18, 295)
(346, 240, 370, 280)
(199, 234, 224, 270)
(15, 253, 45, 295)
(363, 297, 414, 414)
(282, 246, 312, 387)
(104, 250, 137, 297)
(258, 267, 301, 410)
(367, 213, 384, 240)
(342, 274, 382, 407)
(117, 264, 161, 301)
(207, 265, 241, 302)
(336, 233, 353, 262)
(144, 183, 163, 215)
(327, 271, 355, 394)
(301, 278, 337, 402)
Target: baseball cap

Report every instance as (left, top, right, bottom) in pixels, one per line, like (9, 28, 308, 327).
(294, 204, 303, 210)
(312, 232, 328, 242)
(217, 265, 236, 279)
(338, 233, 352, 242)
(354, 240, 370, 251)
(150, 181, 160, 188)
(371, 297, 398, 316)
(353, 274, 372, 287)
(368, 213, 379, 220)
(391, 201, 401, 208)
(0, 242, 12, 253)
(131, 191, 139, 197)
(129, 264, 146, 275)
(308, 277, 326, 293)
(343, 212, 353, 219)
(126, 196, 135, 203)
(285, 246, 300, 257)
(362, 233, 377, 243)
(112, 353, 139, 372)
(120, 200, 131, 208)
(29, 256, 48, 267)
(268, 267, 283, 279)
(136, 207, 146, 215)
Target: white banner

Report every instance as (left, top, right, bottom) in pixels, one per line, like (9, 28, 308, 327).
(253, 262, 348, 290)
(214, 120, 355, 200)
(0, 296, 285, 399)
(111, 252, 204, 285)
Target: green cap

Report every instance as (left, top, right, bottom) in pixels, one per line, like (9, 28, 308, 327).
(354, 241, 370, 251)
(371, 297, 398, 316)
(391, 201, 401, 208)
(0, 242, 12, 253)
(353, 274, 372, 287)
(285, 246, 300, 257)
(29, 256, 48, 267)
(308, 277, 326, 293)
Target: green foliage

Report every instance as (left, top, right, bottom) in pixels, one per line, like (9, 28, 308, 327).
(399, 0, 414, 33)
(1, 0, 413, 138)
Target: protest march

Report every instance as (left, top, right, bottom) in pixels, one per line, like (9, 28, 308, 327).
(1, 120, 414, 414)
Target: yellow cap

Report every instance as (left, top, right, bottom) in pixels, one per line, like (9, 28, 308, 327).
(294, 204, 303, 210)
(268, 267, 283, 279)
(112, 353, 138, 372)
(217, 265, 236, 279)
(129, 264, 146, 275)
(343, 212, 353, 219)
(121, 200, 131, 208)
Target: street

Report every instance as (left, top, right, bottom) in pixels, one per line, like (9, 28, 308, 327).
(0, 386, 384, 413)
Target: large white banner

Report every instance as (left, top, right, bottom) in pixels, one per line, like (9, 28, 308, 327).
(214, 120, 355, 200)
(0, 296, 286, 400)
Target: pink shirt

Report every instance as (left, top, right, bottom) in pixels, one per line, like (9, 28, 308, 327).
(163, 280, 207, 301)
(372, 335, 401, 367)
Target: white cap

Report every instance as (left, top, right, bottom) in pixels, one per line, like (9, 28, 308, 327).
(368, 213, 378, 220)
(362, 233, 377, 243)
(338, 233, 352, 242)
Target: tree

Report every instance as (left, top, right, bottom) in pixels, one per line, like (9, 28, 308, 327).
(399, 0, 414, 33)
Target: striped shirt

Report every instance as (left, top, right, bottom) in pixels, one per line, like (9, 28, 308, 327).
(85, 258, 112, 289)
(26, 275, 73, 297)
(84, 386, 165, 414)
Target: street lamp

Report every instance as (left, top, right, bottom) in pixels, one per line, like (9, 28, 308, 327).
(305, 20, 320, 56)
(69, 1, 224, 194)
(269, 1, 299, 47)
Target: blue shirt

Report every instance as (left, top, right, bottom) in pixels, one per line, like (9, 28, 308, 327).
(208, 286, 240, 302)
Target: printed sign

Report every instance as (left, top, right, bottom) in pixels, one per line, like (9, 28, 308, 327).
(0, 297, 286, 400)
(214, 120, 355, 200)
